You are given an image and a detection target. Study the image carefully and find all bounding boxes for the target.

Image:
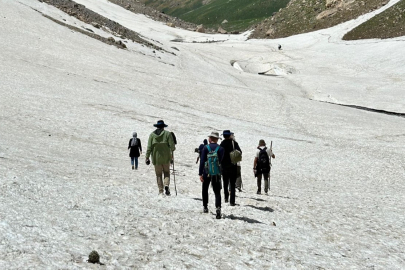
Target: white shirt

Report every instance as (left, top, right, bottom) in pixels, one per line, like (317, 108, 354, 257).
(256, 146, 273, 158)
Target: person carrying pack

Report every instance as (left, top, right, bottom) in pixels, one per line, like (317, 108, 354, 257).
(220, 130, 242, 206)
(145, 120, 176, 196)
(199, 132, 224, 219)
(128, 131, 142, 170)
(231, 133, 243, 192)
(195, 139, 208, 164)
(253, 139, 275, 195)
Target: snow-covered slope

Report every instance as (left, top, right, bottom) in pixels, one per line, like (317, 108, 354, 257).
(1, 0, 404, 269)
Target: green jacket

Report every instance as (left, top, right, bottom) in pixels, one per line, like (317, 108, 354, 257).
(146, 129, 176, 165)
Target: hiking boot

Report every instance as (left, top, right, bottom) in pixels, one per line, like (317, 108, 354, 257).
(225, 198, 229, 203)
(237, 187, 242, 192)
(230, 203, 236, 206)
(203, 207, 208, 213)
(165, 186, 171, 196)
(132, 165, 134, 170)
(257, 190, 261, 195)
(158, 192, 164, 197)
(216, 207, 221, 219)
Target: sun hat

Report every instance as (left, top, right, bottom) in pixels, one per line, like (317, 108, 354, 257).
(259, 139, 266, 146)
(153, 120, 168, 128)
(222, 130, 233, 137)
(208, 131, 221, 139)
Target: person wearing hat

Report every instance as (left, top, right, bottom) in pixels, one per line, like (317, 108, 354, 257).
(145, 120, 176, 196)
(128, 131, 142, 170)
(195, 139, 208, 164)
(199, 131, 225, 219)
(253, 139, 275, 195)
(220, 130, 242, 206)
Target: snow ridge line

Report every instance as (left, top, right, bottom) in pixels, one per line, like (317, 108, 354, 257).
(314, 100, 405, 118)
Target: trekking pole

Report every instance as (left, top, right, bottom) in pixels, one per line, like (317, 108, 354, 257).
(269, 141, 273, 191)
(172, 151, 177, 196)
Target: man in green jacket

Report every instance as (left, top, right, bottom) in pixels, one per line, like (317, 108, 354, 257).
(146, 120, 176, 196)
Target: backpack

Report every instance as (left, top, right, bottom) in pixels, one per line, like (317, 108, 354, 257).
(205, 145, 221, 176)
(229, 140, 242, 164)
(171, 132, 177, 145)
(257, 147, 270, 173)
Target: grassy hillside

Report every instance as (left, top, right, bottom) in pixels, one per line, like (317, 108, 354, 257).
(141, 0, 290, 32)
(343, 0, 405, 40)
(137, 0, 404, 39)
(250, 0, 391, 39)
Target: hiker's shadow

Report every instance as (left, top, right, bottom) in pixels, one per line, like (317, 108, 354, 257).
(243, 197, 267, 202)
(225, 214, 263, 224)
(246, 205, 274, 212)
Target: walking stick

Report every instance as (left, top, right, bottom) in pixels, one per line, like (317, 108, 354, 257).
(269, 141, 273, 191)
(172, 151, 177, 196)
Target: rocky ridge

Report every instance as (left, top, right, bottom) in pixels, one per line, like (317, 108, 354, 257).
(250, 0, 391, 39)
(37, 0, 164, 50)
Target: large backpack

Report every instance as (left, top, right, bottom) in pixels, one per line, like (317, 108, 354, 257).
(205, 145, 221, 176)
(171, 132, 177, 145)
(257, 147, 270, 173)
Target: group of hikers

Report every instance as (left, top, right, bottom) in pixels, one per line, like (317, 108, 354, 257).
(128, 120, 275, 219)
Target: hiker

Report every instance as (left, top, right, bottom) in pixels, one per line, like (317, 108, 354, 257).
(199, 132, 224, 219)
(253, 139, 275, 195)
(145, 120, 176, 196)
(231, 133, 242, 192)
(128, 132, 142, 170)
(220, 130, 242, 206)
(195, 139, 208, 164)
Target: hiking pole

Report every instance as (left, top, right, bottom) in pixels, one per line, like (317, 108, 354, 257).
(269, 141, 273, 191)
(172, 151, 177, 196)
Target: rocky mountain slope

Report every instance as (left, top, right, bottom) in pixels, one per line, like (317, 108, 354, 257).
(250, 0, 391, 39)
(139, 0, 405, 40)
(343, 0, 405, 39)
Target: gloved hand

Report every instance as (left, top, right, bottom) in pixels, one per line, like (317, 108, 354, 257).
(170, 159, 173, 164)
(253, 169, 257, 176)
(146, 158, 150, 165)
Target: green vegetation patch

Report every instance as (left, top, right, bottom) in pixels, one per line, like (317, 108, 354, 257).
(250, 0, 390, 39)
(179, 0, 290, 31)
(140, 0, 289, 32)
(343, 0, 405, 40)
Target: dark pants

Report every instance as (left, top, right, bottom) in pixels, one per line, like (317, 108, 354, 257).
(202, 175, 222, 208)
(222, 164, 237, 204)
(257, 173, 270, 193)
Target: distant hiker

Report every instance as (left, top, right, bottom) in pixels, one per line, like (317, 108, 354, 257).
(195, 139, 208, 164)
(231, 133, 243, 192)
(128, 132, 142, 170)
(253, 139, 275, 195)
(220, 130, 242, 206)
(145, 120, 176, 196)
(278, 44, 282, 50)
(199, 132, 224, 219)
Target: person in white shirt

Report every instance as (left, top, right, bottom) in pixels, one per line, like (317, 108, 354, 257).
(253, 139, 275, 194)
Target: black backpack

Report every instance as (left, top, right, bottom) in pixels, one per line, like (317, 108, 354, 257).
(171, 132, 177, 145)
(257, 147, 270, 173)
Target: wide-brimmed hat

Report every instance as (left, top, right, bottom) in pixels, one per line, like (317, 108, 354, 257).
(208, 131, 221, 139)
(259, 139, 266, 146)
(222, 130, 233, 137)
(153, 120, 168, 128)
